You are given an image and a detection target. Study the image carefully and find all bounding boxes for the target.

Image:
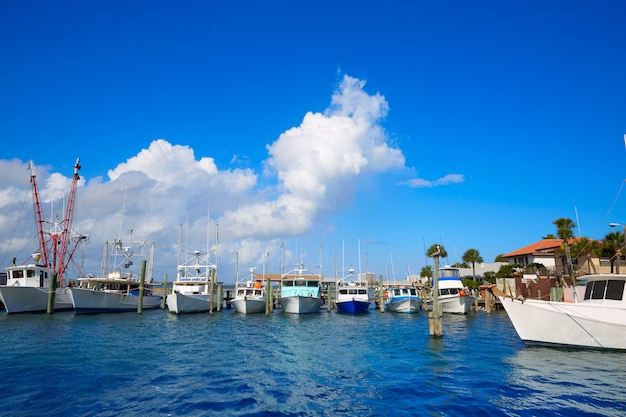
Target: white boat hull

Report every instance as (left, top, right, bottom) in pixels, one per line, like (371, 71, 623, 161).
(166, 292, 221, 314)
(231, 297, 266, 314)
(386, 297, 422, 313)
(499, 296, 626, 349)
(70, 288, 162, 314)
(279, 296, 321, 314)
(0, 286, 73, 314)
(440, 294, 474, 314)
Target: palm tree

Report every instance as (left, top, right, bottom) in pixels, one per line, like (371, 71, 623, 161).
(602, 231, 623, 273)
(462, 248, 483, 281)
(553, 217, 575, 277)
(426, 244, 447, 259)
(426, 244, 447, 287)
(570, 237, 599, 274)
(420, 265, 433, 280)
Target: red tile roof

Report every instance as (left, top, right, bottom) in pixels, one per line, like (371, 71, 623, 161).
(503, 238, 585, 258)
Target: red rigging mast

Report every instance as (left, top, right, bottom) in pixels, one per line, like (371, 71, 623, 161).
(28, 158, 82, 284)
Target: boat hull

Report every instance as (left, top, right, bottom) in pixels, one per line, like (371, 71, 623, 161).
(0, 286, 73, 314)
(70, 288, 162, 314)
(336, 299, 370, 313)
(439, 294, 474, 314)
(386, 297, 422, 313)
(499, 296, 626, 350)
(166, 292, 223, 314)
(231, 297, 266, 314)
(279, 296, 321, 314)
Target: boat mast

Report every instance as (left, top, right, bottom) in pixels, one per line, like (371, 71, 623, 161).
(57, 158, 81, 283)
(29, 161, 48, 267)
(28, 159, 82, 284)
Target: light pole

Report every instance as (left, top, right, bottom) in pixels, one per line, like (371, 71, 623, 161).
(609, 223, 626, 273)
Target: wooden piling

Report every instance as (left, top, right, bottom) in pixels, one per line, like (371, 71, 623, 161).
(217, 285, 223, 312)
(46, 273, 57, 315)
(428, 251, 443, 337)
(161, 274, 168, 309)
(378, 275, 384, 312)
(209, 268, 215, 314)
(265, 274, 271, 316)
(138, 260, 146, 314)
(327, 284, 332, 312)
(485, 288, 492, 313)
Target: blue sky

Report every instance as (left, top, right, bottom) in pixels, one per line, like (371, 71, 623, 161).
(1, 1, 625, 283)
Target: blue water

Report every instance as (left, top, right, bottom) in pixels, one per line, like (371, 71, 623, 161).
(1, 307, 625, 417)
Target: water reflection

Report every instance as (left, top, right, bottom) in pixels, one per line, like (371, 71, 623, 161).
(501, 346, 626, 416)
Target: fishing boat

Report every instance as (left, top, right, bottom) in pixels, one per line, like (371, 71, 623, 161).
(426, 266, 474, 314)
(0, 159, 84, 314)
(335, 267, 370, 313)
(70, 236, 162, 314)
(279, 262, 322, 314)
(1, 257, 74, 313)
(166, 249, 221, 314)
(384, 286, 422, 313)
(494, 274, 626, 350)
(166, 222, 222, 314)
(231, 268, 267, 314)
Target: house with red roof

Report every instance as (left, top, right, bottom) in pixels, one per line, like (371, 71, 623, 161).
(502, 237, 609, 277)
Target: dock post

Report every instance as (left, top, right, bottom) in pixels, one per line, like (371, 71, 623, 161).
(217, 284, 223, 312)
(209, 268, 215, 314)
(161, 274, 168, 309)
(327, 283, 332, 312)
(265, 274, 271, 316)
(474, 290, 479, 312)
(138, 260, 146, 314)
(428, 249, 443, 337)
(485, 288, 492, 313)
(378, 275, 384, 312)
(46, 273, 57, 314)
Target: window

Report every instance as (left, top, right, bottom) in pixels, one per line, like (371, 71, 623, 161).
(590, 280, 607, 300)
(606, 280, 625, 300)
(283, 280, 293, 287)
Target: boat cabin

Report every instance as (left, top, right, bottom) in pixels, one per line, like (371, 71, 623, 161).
(389, 287, 418, 297)
(6, 264, 52, 288)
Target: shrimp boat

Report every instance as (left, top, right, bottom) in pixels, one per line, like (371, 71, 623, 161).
(231, 268, 267, 314)
(494, 274, 626, 350)
(69, 236, 162, 314)
(426, 266, 474, 314)
(279, 262, 322, 314)
(0, 159, 85, 314)
(335, 267, 370, 313)
(385, 286, 422, 313)
(166, 249, 222, 314)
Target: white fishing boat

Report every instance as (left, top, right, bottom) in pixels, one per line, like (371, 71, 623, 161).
(231, 268, 267, 314)
(494, 274, 626, 350)
(385, 286, 422, 313)
(0, 258, 74, 313)
(279, 262, 322, 314)
(166, 249, 221, 314)
(335, 267, 370, 313)
(0, 159, 84, 314)
(426, 266, 474, 314)
(70, 236, 162, 314)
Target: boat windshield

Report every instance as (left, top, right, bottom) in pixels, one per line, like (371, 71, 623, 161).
(584, 279, 625, 301)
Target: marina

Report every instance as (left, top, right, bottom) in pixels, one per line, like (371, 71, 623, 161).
(0, 306, 624, 416)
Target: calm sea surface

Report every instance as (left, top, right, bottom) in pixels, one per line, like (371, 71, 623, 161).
(1, 305, 625, 417)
